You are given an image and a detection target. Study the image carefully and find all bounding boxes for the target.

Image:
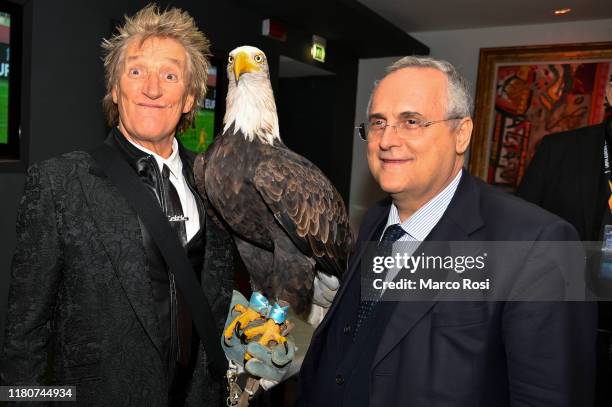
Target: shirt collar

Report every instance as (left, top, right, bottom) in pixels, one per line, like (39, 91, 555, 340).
(126, 136, 183, 179)
(385, 169, 463, 241)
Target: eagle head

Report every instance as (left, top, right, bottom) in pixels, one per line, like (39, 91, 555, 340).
(228, 45, 270, 82)
(224, 46, 280, 145)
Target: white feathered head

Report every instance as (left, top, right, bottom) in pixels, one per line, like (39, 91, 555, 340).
(224, 45, 280, 145)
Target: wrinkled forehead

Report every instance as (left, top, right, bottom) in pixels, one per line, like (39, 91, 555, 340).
(116, 37, 188, 79)
(127, 36, 187, 60)
(371, 67, 449, 117)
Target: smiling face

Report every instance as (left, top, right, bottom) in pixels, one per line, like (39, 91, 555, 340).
(112, 36, 194, 154)
(366, 67, 472, 216)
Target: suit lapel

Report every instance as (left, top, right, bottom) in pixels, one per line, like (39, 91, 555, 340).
(579, 123, 606, 240)
(372, 172, 485, 367)
(79, 159, 163, 356)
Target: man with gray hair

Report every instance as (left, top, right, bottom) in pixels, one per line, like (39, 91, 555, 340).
(1, 5, 235, 406)
(298, 56, 596, 406)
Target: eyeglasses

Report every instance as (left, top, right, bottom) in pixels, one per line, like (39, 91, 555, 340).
(355, 116, 462, 141)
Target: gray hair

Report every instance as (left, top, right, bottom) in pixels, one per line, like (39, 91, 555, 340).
(367, 56, 472, 122)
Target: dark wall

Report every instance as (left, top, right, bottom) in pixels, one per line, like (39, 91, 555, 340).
(278, 76, 337, 177)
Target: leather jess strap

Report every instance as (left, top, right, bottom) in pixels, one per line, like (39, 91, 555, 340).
(90, 144, 227, 378)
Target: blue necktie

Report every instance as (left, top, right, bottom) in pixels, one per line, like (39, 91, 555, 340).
(353, 224, 406, 338)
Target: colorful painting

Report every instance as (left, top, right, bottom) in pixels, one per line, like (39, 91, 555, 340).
(469, 43, 612, 190)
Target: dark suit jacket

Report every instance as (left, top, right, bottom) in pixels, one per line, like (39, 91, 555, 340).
(517, 122, 609, 242)
(0, 146, 235, 406)
(299, 172, 596, 407)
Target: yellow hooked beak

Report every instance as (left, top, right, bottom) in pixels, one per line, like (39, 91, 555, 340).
(233, 51, 259, 81)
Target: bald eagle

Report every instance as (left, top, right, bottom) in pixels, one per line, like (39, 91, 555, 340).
(194, 46, 353, 335)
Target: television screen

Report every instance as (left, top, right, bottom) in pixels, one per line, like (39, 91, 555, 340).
(0, 12, 8, 145)
(0, 0, 21, 164)
(177, 65, 218, 153)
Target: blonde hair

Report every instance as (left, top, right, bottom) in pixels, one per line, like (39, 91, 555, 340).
(101, 4, 211, 133)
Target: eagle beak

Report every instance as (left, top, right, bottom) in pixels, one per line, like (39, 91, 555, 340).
(233, 51, 258, 81)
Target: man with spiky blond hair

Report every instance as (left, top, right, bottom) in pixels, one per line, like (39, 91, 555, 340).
(0, 5, 235, 406)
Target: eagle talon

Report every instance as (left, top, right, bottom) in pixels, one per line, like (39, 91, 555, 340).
(234, 321, 242, 340)
(242, 319, 284, 343)
(233, 303, 248, 313)
(223, 292, 271, 341)
(223, 307, 262, 341)
(242, 318, 286, 361)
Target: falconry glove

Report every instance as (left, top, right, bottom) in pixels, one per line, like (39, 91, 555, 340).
(245, 337, 295, 383)
(308, 272, 340, 326)
(222, 291, 254, 365)
(313, 272, 340, 308)
(221, 290, 296, 383)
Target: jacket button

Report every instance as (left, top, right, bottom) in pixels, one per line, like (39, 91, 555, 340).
(336, 374, 344, 385)
(343, 324, 351, 334)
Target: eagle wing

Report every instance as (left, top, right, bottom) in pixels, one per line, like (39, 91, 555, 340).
(193, 150, 208, 198)
(194, 150, 226, 230)
(253, 148, 353, 277)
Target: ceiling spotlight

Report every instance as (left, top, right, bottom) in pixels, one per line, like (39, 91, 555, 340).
(554, 8, 572, 15)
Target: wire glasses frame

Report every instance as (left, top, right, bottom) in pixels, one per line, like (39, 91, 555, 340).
(355, 117, 462, 141)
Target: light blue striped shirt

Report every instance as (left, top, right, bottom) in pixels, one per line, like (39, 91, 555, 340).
(381, 170, 463, 283)
(383, 169, 463, 241)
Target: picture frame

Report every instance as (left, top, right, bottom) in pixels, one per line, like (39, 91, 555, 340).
(468, 42, 612, 190)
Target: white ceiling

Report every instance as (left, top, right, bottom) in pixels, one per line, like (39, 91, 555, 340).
(357, 0, 612, 32)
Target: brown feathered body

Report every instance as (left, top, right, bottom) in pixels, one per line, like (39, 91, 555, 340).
(195, 125, 352, 314)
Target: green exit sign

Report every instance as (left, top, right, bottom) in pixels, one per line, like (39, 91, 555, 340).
(311, 44, 326, 63)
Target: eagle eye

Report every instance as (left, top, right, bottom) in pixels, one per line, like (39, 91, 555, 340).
(228, 55, 234, 64)
(254, 54, 264, 63)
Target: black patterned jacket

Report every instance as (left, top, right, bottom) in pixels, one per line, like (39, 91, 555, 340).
(0, 141, 235, 406)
